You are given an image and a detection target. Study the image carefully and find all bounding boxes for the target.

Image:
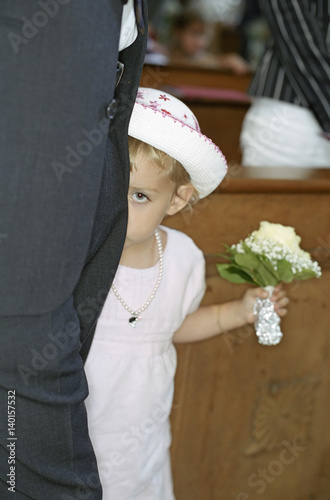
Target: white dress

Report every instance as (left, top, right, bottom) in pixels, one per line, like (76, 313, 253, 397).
(85, 226, 205, 499)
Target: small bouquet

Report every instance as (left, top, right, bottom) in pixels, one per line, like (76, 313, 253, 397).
(216, 221, 322, 346)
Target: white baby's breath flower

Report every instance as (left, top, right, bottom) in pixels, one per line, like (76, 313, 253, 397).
(232, 242, 244, 253)
(243, 235, 321, 278)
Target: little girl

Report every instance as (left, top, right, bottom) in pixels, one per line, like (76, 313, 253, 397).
(168, 8, 251, 74)
(84, 88, 288, 499)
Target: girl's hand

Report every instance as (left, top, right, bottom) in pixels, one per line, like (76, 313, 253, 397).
(241, 284, 289, 324)
(271, 284, 289, 317)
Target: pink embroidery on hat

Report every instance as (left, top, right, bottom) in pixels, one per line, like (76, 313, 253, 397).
(135, 102, 228, 169)
(137, 90, 145, 99)
(149, 100, 161, 110)
(159, 94, 170, 101)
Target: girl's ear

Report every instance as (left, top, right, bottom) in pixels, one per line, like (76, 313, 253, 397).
(166, 184, 195, 216)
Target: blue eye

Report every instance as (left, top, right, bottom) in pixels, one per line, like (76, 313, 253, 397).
(131, 192, 149, 203)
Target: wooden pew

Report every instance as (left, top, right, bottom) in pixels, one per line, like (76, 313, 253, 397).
(163, 167, 330, 500)
(141, 63, 253, 93)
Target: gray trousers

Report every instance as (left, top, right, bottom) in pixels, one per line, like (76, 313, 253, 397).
(0, 298, 101, 499)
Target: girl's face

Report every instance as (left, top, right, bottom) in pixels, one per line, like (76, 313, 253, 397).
(125, 155, 191, 250)
(176, 20, 210, 57)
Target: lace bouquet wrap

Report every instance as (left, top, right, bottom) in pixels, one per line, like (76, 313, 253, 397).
(216, 222, 322, 346)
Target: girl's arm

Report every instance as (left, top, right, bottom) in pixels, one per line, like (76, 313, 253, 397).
(173, 285, 288, 343)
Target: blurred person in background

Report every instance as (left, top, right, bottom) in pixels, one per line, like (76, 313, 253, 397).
(149, 2, 252, 74)
(169, 7, 251, 74)
(240, 0, 330, 167)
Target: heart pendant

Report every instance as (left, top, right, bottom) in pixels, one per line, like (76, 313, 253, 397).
(129, 316, 139, 327)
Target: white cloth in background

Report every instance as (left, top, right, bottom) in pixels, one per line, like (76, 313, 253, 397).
(85, 226, 206, 500)
(119, 0, 138, 51)
(240, 97, 330, 167)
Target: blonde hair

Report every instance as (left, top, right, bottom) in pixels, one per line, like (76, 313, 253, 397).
(128, 136, 199, 210)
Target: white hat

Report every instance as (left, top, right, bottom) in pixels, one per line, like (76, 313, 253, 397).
(128, 87, 227, 198)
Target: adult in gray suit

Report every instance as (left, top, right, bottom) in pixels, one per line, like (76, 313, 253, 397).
(0, 1, 147, 498)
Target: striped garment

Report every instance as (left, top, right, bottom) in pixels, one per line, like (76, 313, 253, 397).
(248, 0, 330, 133)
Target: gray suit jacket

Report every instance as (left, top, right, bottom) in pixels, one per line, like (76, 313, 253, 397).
(75, 11, 148, 362)
(0, 1, 147, 357)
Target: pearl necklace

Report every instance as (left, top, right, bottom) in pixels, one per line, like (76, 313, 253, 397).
(111, 229, 164, 327)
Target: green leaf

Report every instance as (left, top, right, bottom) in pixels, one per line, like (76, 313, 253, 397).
(215, 245, 237, 262)
(216, 263, 258, 285)
(294, 268, 318, 280)
(216, 252, 233, 262)
(258, 255, 281, 282)
(234, 252, 260, 268)
(277, 259, 294, 283)
(254, 265, 278, 286)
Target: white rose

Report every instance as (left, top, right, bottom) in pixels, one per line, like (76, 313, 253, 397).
(252, 221, 302, 252)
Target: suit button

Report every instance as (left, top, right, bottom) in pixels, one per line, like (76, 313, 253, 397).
(106, 99, 118, 120)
